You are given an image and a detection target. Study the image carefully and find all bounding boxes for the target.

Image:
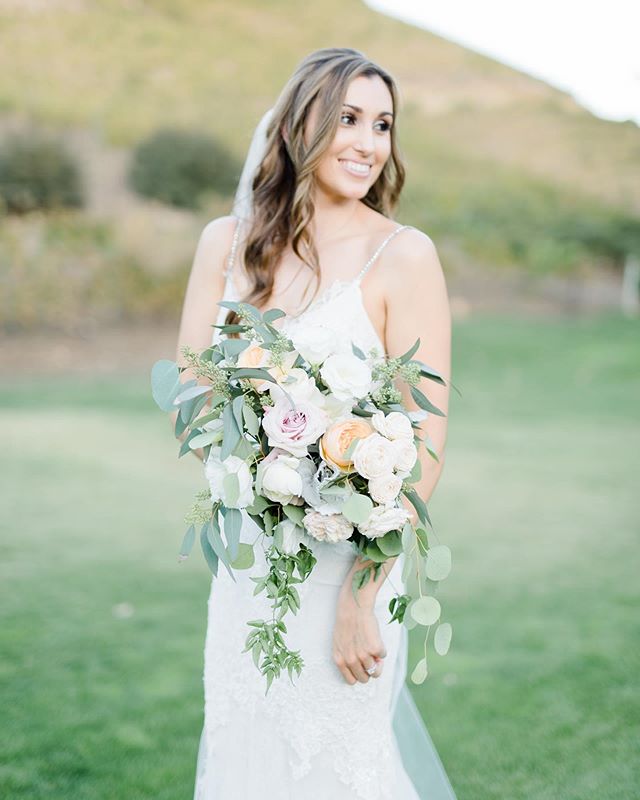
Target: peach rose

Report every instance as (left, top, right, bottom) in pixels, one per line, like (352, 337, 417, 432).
(237, 343, 296, 392)
(320, 418, 373, 471)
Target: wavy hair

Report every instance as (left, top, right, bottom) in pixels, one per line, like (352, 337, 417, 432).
(232, 47, 406, 316)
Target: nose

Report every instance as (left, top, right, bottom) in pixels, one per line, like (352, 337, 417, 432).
(354, 122, 375, 156)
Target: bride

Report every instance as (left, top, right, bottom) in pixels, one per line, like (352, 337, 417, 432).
(173, 47, 456, 799)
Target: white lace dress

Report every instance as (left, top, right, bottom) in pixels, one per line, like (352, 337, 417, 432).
(193, 222, 457, 800)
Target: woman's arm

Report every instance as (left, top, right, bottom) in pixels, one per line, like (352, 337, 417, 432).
(333, 230, 451, 685)
(169, 215, 238, 462)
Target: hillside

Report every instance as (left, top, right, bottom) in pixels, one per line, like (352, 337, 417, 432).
(1, 0, 638, 331)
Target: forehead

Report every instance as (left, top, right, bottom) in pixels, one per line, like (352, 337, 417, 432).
(343, 74, 393, 112)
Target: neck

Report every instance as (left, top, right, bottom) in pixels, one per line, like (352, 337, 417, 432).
(308, 192, 363, 245)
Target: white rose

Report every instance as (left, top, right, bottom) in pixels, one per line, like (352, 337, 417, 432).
(261, 453, 303, 505)
(291, 323, 339, 365)
(368, 473, 403, 505)
(262, 398, 329, 458)
(371, 410, 414, 442)
(205, 453, 254, 509)
(276, 519, 309, 555)
(303, 510, 353, 543)
(358, 505, 410, 539)
(320, 353, 372, 402)
(352, 433, 396, 480)
(392, 439, 418, 477)
(270, 368, 323, 405)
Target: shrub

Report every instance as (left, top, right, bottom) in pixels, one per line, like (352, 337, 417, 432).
(129, 128, 240, 209)
(0, 132, 84, 214)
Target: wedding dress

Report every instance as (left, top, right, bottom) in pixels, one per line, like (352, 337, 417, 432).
(192, 216, 458, 799)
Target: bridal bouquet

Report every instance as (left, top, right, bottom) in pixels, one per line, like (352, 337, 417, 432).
(151, 300, 453, 692)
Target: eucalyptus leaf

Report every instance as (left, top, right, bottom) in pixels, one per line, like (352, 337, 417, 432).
(410, 657, 428, 685)
(232, 394, 245, 433)
(283, 505, 305, 525)
(220, 403, 240, 460)
(363, 539, 388, 563)
(223, 507, 242, 560)
(179, 524, 196, 560)
(399, 338, 420, 363)
(410, 386, 445, 417)
(425, 545, 452, 581)
(434, 622, 452, 656)
(222, 473, 240, 508)
(179, 429, 202, 458)
(221, 338, 251, 360)
(242, 404, 260, 436)
(416, 360, 446, 385)
(173, 384, 211, 405)
(188, 430, 220, 449)
(352, 343, 366, 360)
(341, 493, 373, 525)
(376, 530, 403, 557)
(208, 516, 235, 579)
(409, 595, 441, 626)
(231, 367, 277, 384)
(263, 308, 286, 323)
(246, 495, 269, 516)
(230, 542, 255, 570)
(403, 488, 431, 528)
(150, 359, 181, 412)
(199, 523, 219, 576)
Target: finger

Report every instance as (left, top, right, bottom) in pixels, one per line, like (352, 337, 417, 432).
(350, 657, 371, 684)
(334, 656, 357, 685)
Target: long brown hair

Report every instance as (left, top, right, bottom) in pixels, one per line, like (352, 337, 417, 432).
(233, 47, 406, 315)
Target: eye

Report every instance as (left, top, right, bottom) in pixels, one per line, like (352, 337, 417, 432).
(340, 112, 391, 133)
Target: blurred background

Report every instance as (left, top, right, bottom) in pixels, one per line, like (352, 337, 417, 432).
(1, 1, 638, 798)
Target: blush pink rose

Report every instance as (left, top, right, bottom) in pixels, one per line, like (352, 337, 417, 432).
(262, 398, 329, 458)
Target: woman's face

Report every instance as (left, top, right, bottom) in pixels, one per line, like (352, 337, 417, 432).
(305, 74, 394, 202)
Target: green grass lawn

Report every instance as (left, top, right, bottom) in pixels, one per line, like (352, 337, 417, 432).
(1, 314, 638, 799)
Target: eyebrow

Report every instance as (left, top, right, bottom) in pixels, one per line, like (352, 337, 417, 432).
(343, 103, 394, 119)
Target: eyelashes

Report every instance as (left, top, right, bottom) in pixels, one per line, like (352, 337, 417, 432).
(340, 112, 391, 132)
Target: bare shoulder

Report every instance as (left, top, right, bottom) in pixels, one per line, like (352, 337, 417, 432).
(380, 225, 445, 293)
(193, 214, 239, 280)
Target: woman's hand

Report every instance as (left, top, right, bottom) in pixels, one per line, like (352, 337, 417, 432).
(332, 584, 387, 685)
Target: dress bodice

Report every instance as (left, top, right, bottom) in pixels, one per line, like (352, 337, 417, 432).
(212, 219, 414, 356)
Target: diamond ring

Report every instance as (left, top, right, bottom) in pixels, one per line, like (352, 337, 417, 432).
(365, 663, 378, 676)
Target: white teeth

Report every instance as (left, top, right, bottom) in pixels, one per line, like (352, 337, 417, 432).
(340, 159, 371, 176)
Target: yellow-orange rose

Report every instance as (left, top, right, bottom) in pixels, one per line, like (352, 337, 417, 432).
(320, 418, 373, 471)
(237, 342, 270, 391)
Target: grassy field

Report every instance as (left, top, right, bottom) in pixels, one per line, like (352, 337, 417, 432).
(1, 314, 638, 799)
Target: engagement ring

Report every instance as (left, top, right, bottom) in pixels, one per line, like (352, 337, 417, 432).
(365, 663, 378, 675)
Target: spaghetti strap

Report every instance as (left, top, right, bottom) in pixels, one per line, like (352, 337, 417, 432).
(356, 224, 413, 283)
(224, 216, 242, 279)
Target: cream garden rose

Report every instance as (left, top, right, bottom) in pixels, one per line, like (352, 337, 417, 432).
(368, 473, 403, 506)
(290, 323, 338, 365)
(320, 353, 372, 402)
(358, 505, 410, 539)
(391, 439, 419, 477)
(205, 452, 254, 509)
(352, 433, 396, 480)
(302, 510, 353, 543)
(320, 418, 373, 471)
(372, 410, 414, 442)
(261, 453, 303, 505)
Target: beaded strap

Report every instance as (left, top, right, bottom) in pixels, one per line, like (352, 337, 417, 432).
(356, 224, 412, 282)
(224, 217, 242, 278)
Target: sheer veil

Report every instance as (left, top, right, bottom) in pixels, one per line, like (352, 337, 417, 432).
(217, 108, 457, 800)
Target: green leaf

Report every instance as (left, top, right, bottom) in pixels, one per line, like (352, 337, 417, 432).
(178, 429, 202, 458)
(263, 308, 286, 323)
(232, 394, 245, 433)
(425, 545, 452, 581)
(363, 539, 388, 563)
(230, 542, 255, 570)
(222, 473, 240, 508)
(199, 523, 219, 575)
(409, 595, 441, 626)
(150, 359, 181, 412)
(221, 338, 251, 360)
(434, 622, 452, 656)
(188, 430, 220, 449)
(242, 404, 260, 436)
(207, 516, 235, 580)
(410, 386, 445, 417)
(351, 343, 366, 360)
(410, 657, 428, 685)
(376, 530, 403, 557)
(403, 488, 431, 528)
(223, 507, 242, 560)
(231, 367, 277, 384)
(213, 323, 248, 333)
(220, 403, 240, 460)
(407, 456, 422, 484)
(399, 338, 420, 363)
(179, 524, 196, 560)
(341, 493, 373, 525)
(246, 495, 269, 516)
(173, 384, 211, 404)
(283, 505, 305, 525)
(415, 360, 446, 385)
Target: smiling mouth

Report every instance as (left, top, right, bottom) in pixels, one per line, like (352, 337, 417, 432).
(338, 159, 372, 177)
